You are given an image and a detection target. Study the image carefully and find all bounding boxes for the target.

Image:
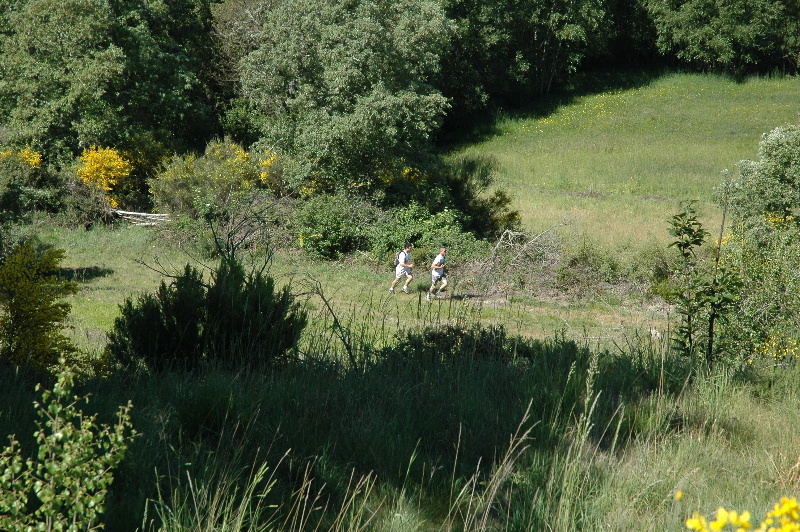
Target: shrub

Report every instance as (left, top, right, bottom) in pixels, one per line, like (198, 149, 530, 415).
(76, 146, 132, 208)
(0, 239, 78, 373)
(0, 146, 64, 219)
(107, 257, 307, 372)
(205, 258, 307, 369)
(0, 364, 135, 531)
(150, 138, 261, 218)
(107, 264, 206, 371)
(293, 193, 381, 259)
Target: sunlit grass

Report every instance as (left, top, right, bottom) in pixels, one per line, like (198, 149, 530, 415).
(453, 73, 800, 251)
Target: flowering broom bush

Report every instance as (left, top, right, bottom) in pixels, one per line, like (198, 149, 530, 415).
(77, 146, 131, 208)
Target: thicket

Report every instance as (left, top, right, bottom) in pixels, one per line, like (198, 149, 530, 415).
(0, 239, 78, 373)
(107, 257, 307, 372)
(2, 0, 797, 227)
(715, 124, 800, 367)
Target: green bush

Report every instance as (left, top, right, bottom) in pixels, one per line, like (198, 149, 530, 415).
(0, 239, 78, 373)
(293, 193, 381, 259)
(0, 149, 64, 220)
(0, 364, 136, 531)
(367, 201, 488, 264)
(107, 258, 307, 372)
(107, 264, 206, 371)
(205, 258, 308, 369)
(150, 138, 262, 218)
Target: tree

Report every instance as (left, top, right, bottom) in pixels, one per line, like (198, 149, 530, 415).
(436, 0, 607, 126)
(0, 0, 124, 165)
(0, 240, 78, 373)
(646, 0, 800, 74)
(0, 0, 221, 171)
(238, 0, 452, 194)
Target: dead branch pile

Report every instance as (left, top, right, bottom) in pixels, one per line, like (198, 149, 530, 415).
(111, 209, 170, 226)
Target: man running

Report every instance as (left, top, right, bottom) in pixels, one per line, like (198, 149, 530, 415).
(390, 243, 414, 294)
(426, 247, 448, 301)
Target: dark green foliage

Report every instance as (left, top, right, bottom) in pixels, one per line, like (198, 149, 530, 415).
(238, 0, 451, 193)
(107, 264, 206, 371)
(107, 258, 307, 372)
(206, 259, 307, 368)
(293, 194, 380, 259)
(0, 0, 219, 168)
(0, 240, 78, 373)
(429, 155, 521, 239)
(646, 0, 800, 74)
(0, 0, 124, 165)
(437, 0, 608, 125)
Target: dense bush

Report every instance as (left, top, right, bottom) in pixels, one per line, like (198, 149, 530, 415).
(107, 264, 206, 371)
(714, 123, 800, 366)
(293, 193, 382, 259)
(150, 138, 262, 218)
(0, 147, 64, 219)
(107, 257, 307, 372)
(0, 239, 78, 373)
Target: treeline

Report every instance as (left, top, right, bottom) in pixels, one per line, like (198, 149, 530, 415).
(0, 0, 798, 247)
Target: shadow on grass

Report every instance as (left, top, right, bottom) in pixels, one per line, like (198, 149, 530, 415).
(80, 322, 693, 530)
(438, 67, 666, 150)
(58, 266, 114, 283)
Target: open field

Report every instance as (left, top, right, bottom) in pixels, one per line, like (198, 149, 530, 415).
(453, 73, 800, 254)
(38, 73, 800, 355)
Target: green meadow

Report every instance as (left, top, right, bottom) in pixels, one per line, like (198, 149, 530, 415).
(455, 73, 800, 253)
(15, 72, 800, 531)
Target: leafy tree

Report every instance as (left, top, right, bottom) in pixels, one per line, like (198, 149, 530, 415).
(645, 0, 800, 74)
(109, 0, 220, 154)
(0, 0, 220, 170)
(0, 240, 78, 373)
(437, 0, 607, 125)
(238, 0, 451, 193)
(0, 0, 125, 165)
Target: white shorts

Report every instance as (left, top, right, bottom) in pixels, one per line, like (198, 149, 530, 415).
(431, 271, 446, 283)
(395, 266, 412, 278)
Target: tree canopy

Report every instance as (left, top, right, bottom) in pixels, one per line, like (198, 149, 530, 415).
(237, 0, 452, 194)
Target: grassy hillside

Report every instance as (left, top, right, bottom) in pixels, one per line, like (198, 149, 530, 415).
(15, 72, 800, 531)
(453, 73, 800, 254)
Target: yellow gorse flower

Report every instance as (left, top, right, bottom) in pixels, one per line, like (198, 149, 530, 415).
(687, 498, 800, 531)
(77, 146, 132, 208)
(17, 146, 42, 168)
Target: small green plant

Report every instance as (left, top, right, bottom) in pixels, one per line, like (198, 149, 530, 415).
(0, 363, 136, 531)
(667, 201, 740, 363)
(0, 239, 78, 373)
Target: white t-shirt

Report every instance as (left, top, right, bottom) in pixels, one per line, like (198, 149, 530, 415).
(395, 250, 412, 275)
